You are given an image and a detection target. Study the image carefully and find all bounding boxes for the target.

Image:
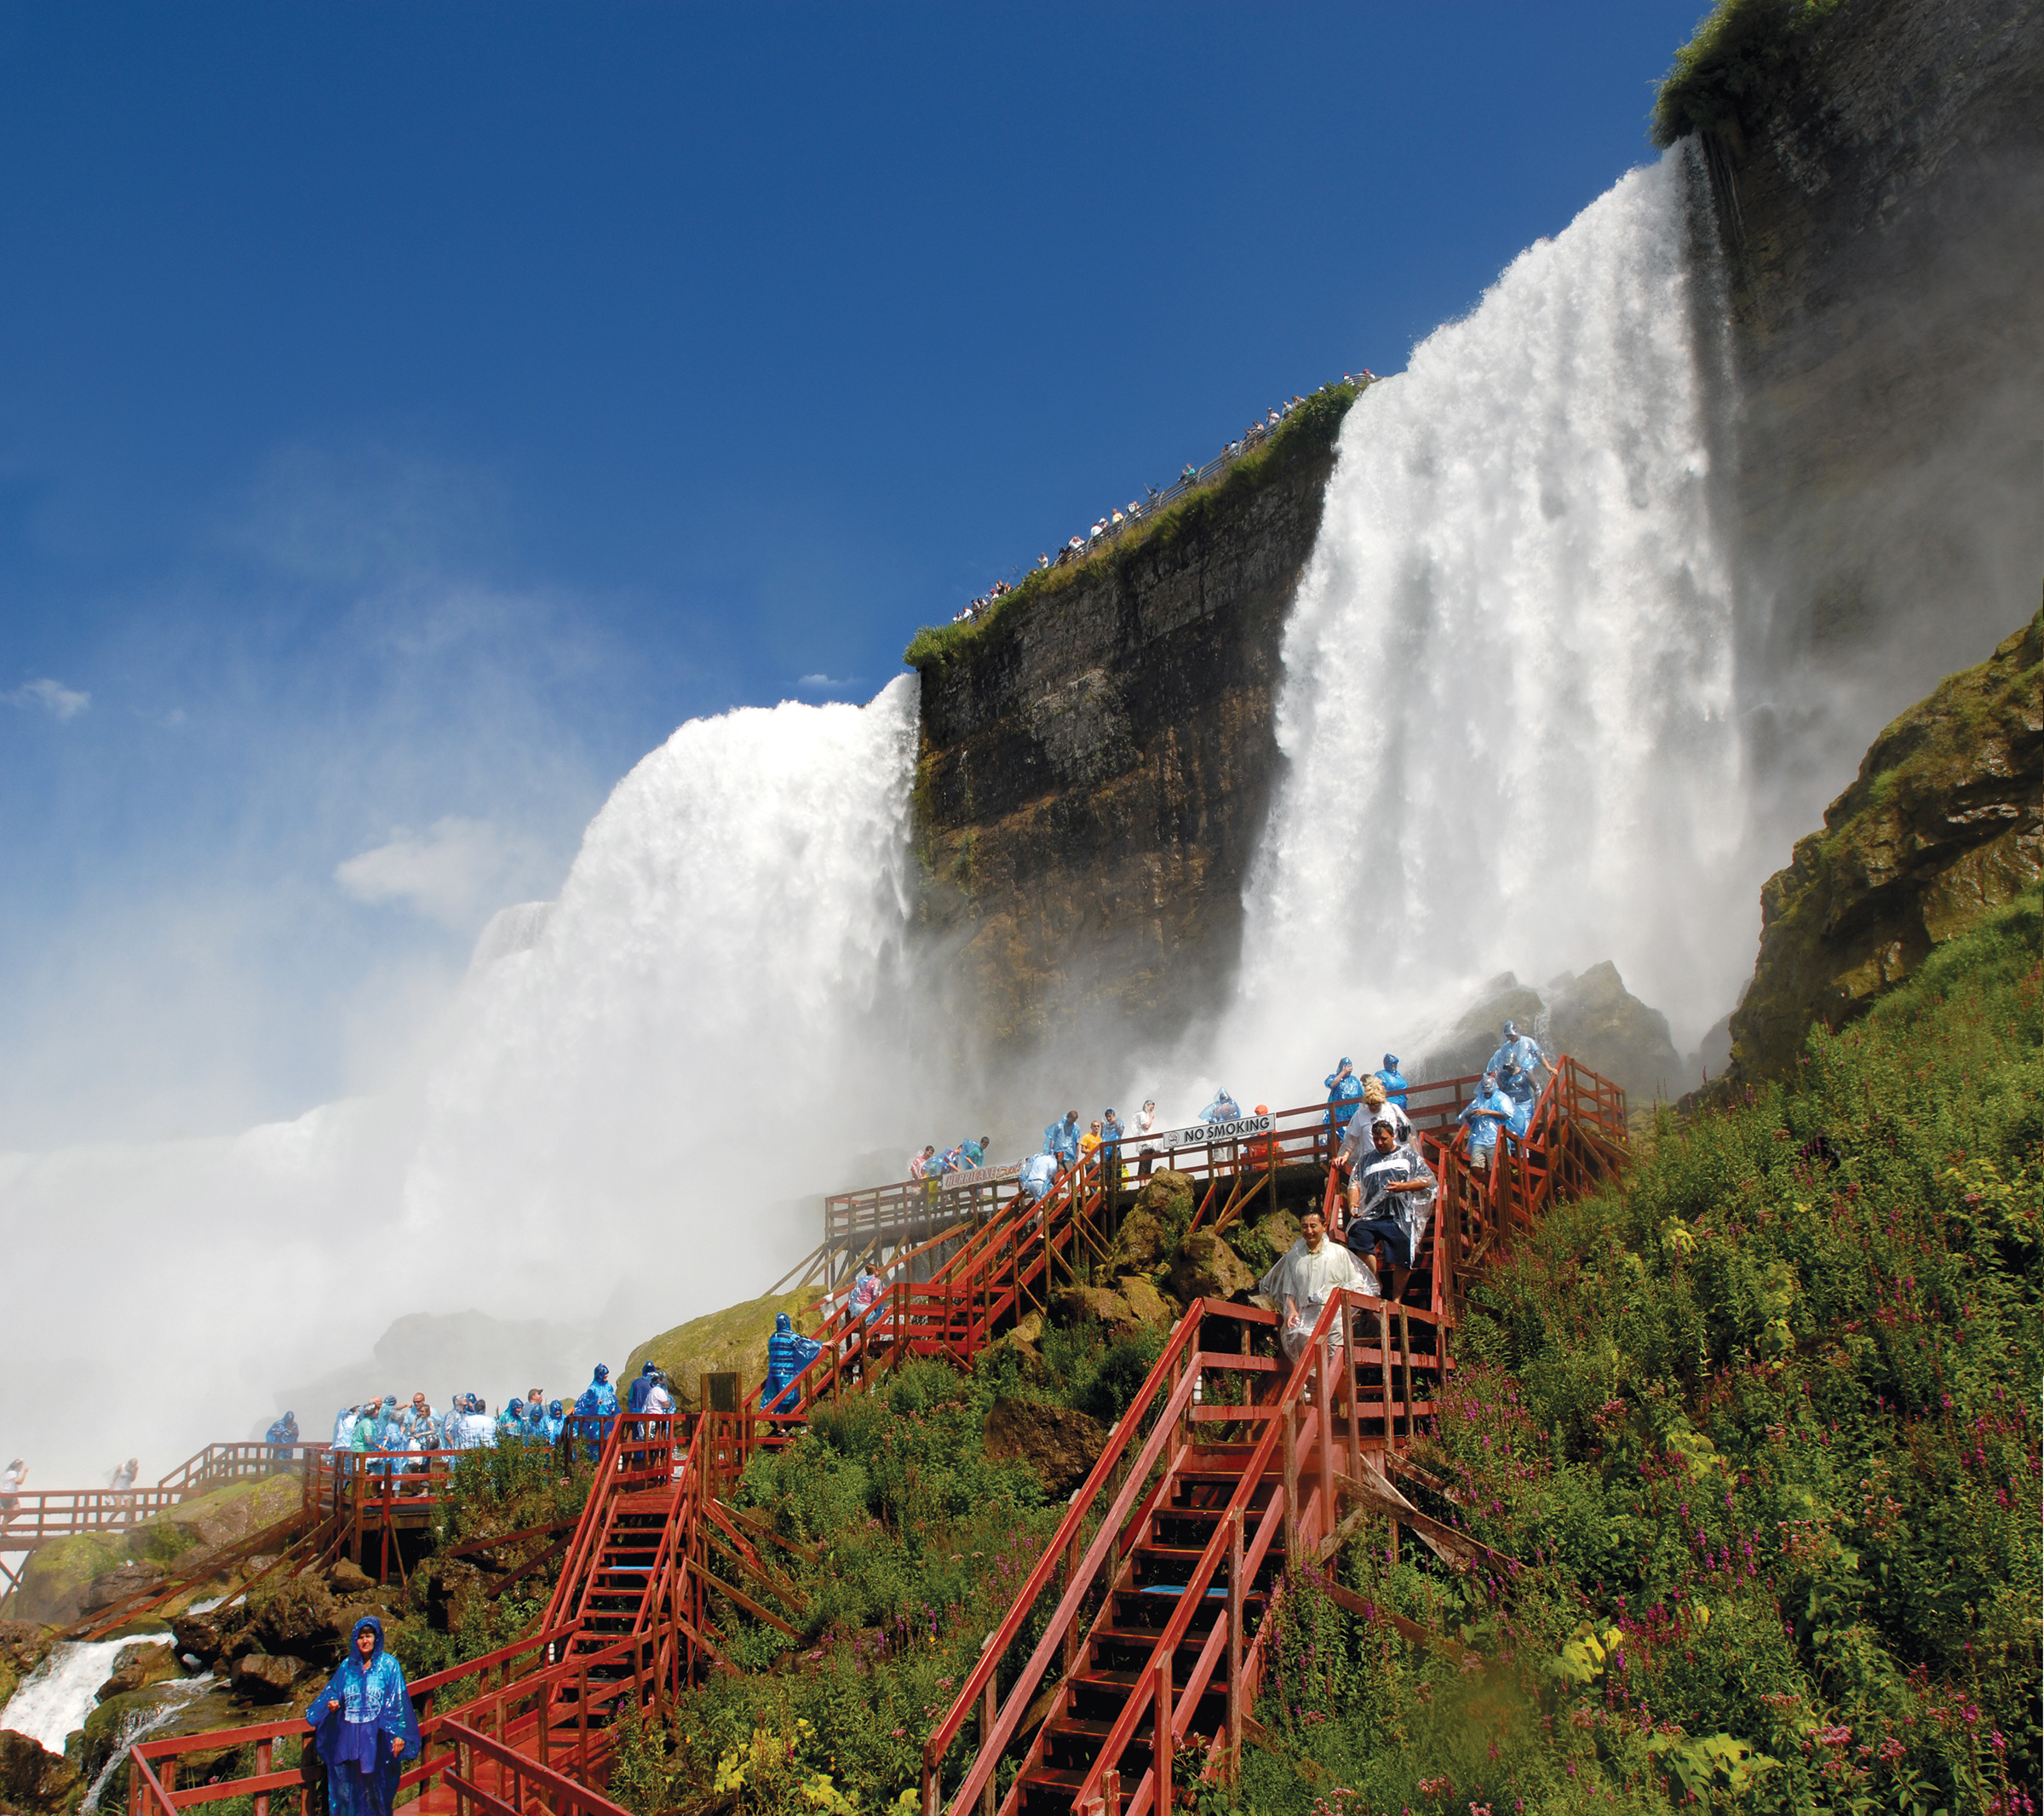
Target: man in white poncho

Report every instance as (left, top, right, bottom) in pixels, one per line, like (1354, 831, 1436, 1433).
(1258, 1208, 1376, 1368)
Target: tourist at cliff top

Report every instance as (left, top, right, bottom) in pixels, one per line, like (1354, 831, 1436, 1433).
(1017, 1150, 1060, 1203)
(849, 1261, 886, 1323)
(1345, 1119, 1438, 1304)
(1200, 1089, 1242, 1124)
(1324, 1057, 1364, 1131)
(108, 1459, 139, 1499)
(1134, 1101, 1157, 1140)
(1375, 1055, 1409, 1110)
(1260, 1208, 1374, 1365)
(266, 1412, 299, 1446)
(1485, 1020, 1551, 1083)
(1459, 1073, 1514, 1169)
(303, 1615, 420, 1816)
(758, 1313, 824, 1415)
(399, 1395, 433, 1445)
(522, 1391, 544, 1430)
(373, 1420, 411, 1478)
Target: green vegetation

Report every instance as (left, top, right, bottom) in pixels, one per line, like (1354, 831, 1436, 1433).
(1219, 883, 2041, 1813)
(901, 383, 1361, 672)
(1651, 0, 1846, 147)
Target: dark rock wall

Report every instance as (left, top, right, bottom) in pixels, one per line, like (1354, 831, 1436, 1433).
(1710, 0, 2044, 817)
(910, 407, 1349, 1062)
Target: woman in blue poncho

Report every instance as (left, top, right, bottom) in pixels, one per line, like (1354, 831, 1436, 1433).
(303, 1616, 420, 1816)
(573, 1365, 619, 1460)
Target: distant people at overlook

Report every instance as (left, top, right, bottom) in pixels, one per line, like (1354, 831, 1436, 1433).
(1199, 1088, 1242, 1124)
(1375, 1054, 1408, 1110)
(1323, 1057, 1364, 1138)
(266, 1412, 299, 1446)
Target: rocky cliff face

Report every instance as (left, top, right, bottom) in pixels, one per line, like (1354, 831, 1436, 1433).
(908, 394, 1352, 1062)
(1706, 0, 2044, 817)
(1730, 604, 2041, 1078)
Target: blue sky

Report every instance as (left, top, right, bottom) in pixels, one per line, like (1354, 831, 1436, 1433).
(0, 2, 1709, 1145)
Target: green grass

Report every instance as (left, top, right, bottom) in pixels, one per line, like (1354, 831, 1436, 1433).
(901, 382, 1362, 673)
(1215, 882, 2042, 1814)
(1651, 0, 1846, 148)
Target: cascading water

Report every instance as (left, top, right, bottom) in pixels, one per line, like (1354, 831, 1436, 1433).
(1, 1638, 135, 1753)
(1213, 148, 1748, 1085)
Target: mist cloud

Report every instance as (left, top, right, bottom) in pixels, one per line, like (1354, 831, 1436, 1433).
(5, 677, 89, 720)
(337, 816, 544, 932)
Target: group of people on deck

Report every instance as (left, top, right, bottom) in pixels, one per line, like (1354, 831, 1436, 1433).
(1260, 1026, 1553, 1364)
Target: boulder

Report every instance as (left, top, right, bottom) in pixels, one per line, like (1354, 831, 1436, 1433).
(1105, 1210, 1169, 1275)
(245, 1574, 345, 1664)
(1543, 963, 1685, 1104)
(1051, 1285, 1133, 1331)
(1011, 1310, 1046, 1348)
(229, 1652, 310, 1702)
(1256, 1210, 1303, 1257)
(80, 1682, 241, 1784)
(1133, 1170, 1195, 1227)
(327, 1560, 375, 1597)
(983, 1399, 1109, 1498)
(96, 1641, 181, 1704)
(626, 1288, 818, 1413)
(79, 1560, 165, 1615)
(1165, 1233, 1256, 1306)
(0, 1731, 81, 1814)
(138, 1475, 303, 1564)
(1411, 974, 1547, 1080)
(169, 1608, 238, 1668)
(1115, 1277, 1179, 1331)
(10, 1534, 129, 1626)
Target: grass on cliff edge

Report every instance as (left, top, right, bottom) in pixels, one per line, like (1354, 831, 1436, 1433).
(1651, 0, 1846, 147)
(900, 382, 1359, 673)
(1222, 882, 2041, 1815)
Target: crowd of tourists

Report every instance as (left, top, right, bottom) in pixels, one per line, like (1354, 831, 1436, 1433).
(950, 373, 1377, 624)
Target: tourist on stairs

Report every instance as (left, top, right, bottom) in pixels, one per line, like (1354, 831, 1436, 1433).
(1017, 1150, 1059, 1204)
(302, 1616, 420, 1816)
(1484, 1021, 1551, 1086)
(1260, 1208, 1372, 1366)
(1458, 1072, 1514, 1171)
(1375, 1055, 1409, 1111)
(1498, 1060, 1536, 1141)
(627, 1362, 658, 1417)
(572, 1366, 619, 1458)
(1044, 1112, 1081, 1164)
(1200, 1087, 1242, 1123)
(1344, 1119, 1438, 1306)
(1323, 1058, 1364, 1139)
(758, 1313, 823, 1414)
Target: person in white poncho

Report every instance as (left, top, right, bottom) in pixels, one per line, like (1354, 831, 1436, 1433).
(1258, 1208, 1377, 1368)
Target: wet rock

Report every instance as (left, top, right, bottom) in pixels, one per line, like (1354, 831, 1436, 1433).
(10, 1534, 129, 1627)
(95, 1641, 180, 1704)
(983, 1399, 1109, 1499)
(1164, 1232, 1256, 1306)
(245, 1574, 344, 1664)
(1412, 974, 1547, 1080)
(1104, 1209, 1169, 1275)
(80, 1682, 239, 1786)
(1730, 608, 2042, 1081)
(326, 1560, 375, 1597)
(1115, 1276, 1179, 1331)
(230, 1652, 310, 1703)
(1051, 1285, 1132, 1331)
(169, 1608, 239, 1668)
(0, 1730, 82, 1813)
(1011, 1310, 1046, 1348)
(1544, 963, 1685, 1105)
(1255, 1210, 1303, 1257)
(78, 1560, 166, 1616)
(1132, 1171, 1195, 1227)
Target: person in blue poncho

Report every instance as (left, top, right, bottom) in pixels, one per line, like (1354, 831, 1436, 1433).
(573, 1365, 619, 1460)
(1200, 1088, 1241, 1124)
(266, 1412, 299, 1446)
(1042, 1112, 1080, 1164)
(1017, 1150, 1060, 1204)
(544, 1399, 566, 1445)
(303, 1616, 420, 1816)
(1323, 1059, 1364, 1137)
(758, 1313, 823, 1414)
(1498, 1060, 1537, 1140)
(1458, 1072, 1514, 1171)
(495, 1396, 527, 1443)
(1484, 1021, 1550, 1088)
(1375, 1055, 1409, 1111)
(624, 1362, 657, 1418)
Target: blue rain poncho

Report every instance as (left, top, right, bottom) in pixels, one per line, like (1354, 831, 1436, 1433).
(1200, 1090, 1241, 1124)
(1484, 1024, 1548, 1083)
(1375, 1056, 1409, 1110)
(1459, 1078, 1514, 1154)
(573, 1366, 619, 1459)
(1499, 1064, 1537, 1138)
(496, 1399, 527, 1442)
(758, 1313, 823, 1413)
(1018, 1152, 1059, 1202)
(543, 1400, 566, 1443)
(1323, 1063, 1364, 1129)
(267, 1413, 299, 1445)
(1042, 1117, 1080, 1164)
(627, 1365, 657, 1416)
(303, 1617, 420, 1816)
(330, 1407, 358, 1455)
(960, 1139, 985, 1168)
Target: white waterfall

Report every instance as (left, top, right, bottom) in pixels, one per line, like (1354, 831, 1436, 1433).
(1, 1638, 133, 1754)
(1217, 148, 1748, 1084)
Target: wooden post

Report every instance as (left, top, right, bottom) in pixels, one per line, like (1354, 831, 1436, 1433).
(1103, 1767, 1122, 1816)
(1062, 1535, 1080, 1675)
(1317, 1339, 1333, 1549)
(1226, 1507, 1244, 1770)
(1281, 1400, 1300, 1571)
(254, 1739, 270, 1816)
(1398, 1306, 1413, 1450)
(1154, 1652, 1173, 1794)
(1377, 1300, 1393, 1452)
(979, 1679, 997, 1816)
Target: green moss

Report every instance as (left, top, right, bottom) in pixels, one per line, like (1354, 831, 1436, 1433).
(1651, 0, 1846, 148)
(902, 382, 1362, 673)
(14, 1532, 131, 1623)
(627, 1287, 818, 1408)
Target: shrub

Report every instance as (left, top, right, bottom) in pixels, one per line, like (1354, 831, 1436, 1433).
(1651, 0, 1846, 148)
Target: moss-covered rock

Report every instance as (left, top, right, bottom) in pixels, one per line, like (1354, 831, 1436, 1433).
(95, 1641, 181, 1704)
(625, 1288, 817, 1412)
(1164, 1231, 1256, 1305)
(13, 1534, 130, 1627)
(0, 1728, 81, 1813)
(139, 1475, 303, 1562)
(1730, 606, 2042, 1080)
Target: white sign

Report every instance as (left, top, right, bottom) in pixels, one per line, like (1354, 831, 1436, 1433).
(1132, 1114, 1274, 1150)
(937, 1159, 1023, 1193)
